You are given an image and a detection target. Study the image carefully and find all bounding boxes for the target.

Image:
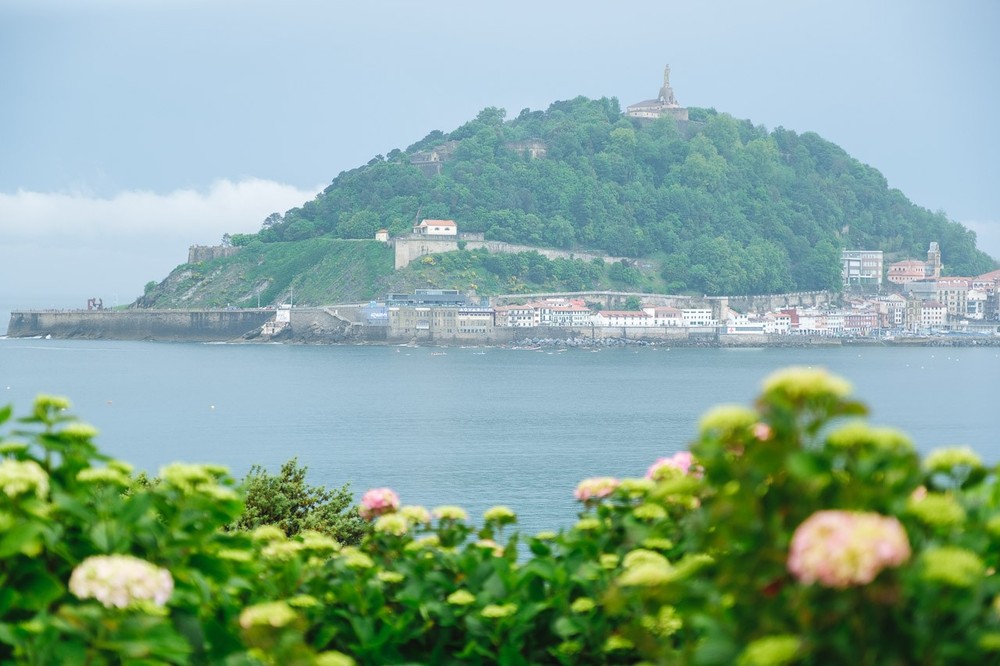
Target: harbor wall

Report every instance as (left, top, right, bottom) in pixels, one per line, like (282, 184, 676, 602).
(7, 309, 274, 342)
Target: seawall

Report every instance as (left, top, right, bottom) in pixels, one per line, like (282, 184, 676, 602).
(7, 309, 275, 342)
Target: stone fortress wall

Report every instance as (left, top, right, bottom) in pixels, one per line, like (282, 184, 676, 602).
(392, 235, 626, 270)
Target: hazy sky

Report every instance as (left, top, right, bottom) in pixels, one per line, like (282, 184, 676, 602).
(1, 0, 998, 317)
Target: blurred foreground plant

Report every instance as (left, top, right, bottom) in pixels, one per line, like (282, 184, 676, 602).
(0, 366, 998, 664)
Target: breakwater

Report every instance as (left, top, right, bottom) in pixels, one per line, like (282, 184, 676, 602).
(7, 309, 274, 342)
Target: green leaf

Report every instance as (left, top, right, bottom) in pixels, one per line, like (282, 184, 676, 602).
(785, 451, 828, 481)
(553, 616, 578, 639)
(0, 521, 45, 558)
(0, 621, 18, 647)
(15, 567, 64, 609)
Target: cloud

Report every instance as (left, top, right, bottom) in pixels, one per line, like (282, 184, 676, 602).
(0, 178, 320, 244)
(0, 179, 319, 312)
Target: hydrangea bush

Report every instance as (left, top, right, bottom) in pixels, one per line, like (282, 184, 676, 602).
(0, 367, 998, 664)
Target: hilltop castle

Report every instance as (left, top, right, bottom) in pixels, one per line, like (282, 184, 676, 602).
(626, 65, 689, 121)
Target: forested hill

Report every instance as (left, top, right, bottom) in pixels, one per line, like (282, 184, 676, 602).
(230, 97, 994, 296)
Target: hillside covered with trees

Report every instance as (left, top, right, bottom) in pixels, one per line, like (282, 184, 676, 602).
(143, 97, 995, 307)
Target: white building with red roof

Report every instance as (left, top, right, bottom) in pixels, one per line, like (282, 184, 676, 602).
(413, 219, 457, 236)
(887, 260, 932, 284)
(973, 268, 1000, 292)
(643, 306, 683, 326)
(592, 310, 653, 327)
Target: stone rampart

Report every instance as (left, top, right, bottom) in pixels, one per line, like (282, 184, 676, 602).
(188, 245, 241, 264)
(494, 291, 700, 309)
(726, 291, 833, 313)
(7, 309, 274, 341)
(392, 236, 625, 270)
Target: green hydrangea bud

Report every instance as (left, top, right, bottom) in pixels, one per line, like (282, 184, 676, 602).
(738, 635, 802, 666)
(921, 546, 985, 587)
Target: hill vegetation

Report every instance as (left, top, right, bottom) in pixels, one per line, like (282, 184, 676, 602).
(142, 97, 996, 307)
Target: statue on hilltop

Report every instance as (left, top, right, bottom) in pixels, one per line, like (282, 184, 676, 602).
(625, 64, 688, 121)
(658, 64, 678, 106)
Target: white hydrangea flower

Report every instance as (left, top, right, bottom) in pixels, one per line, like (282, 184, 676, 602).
(0, 459, 50, 499)
(69, 554, 174, 608)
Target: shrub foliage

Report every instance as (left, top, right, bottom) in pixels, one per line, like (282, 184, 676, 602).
(0, 368, 999, 664)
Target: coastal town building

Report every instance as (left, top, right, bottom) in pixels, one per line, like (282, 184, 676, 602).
(887, 242, 943, 284)
(723, 311, 766, 335)
(681, 308, 714, 327)
(841, 250, 883, 286)
(593, 310, 653, 327)
(905, 299, 948, 331)
(888, 261, 932, 284)
(972, 268, 1000, 292)
(368, 254, 1000, 344)
(935, 278, 971, 318)
(645, 307, 683, 326)
(765, 313, 793, 335)
(493, 304, 536, 327)
(873, 294, 907, 329)
(387, 289, 468, 307)
(967, 289, 987, 320)
(536, 299, 592, 327)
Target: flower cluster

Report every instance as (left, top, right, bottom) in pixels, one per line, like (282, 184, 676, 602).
(358, 487, 400, 520)
(399, 505, 431, 525)
(761, 366, 852, 402)
(0, 459, 49, 499)
(433, 505, 468, 521)
(373, 513, 409, 536)
(698, 404, 758, 437)
(646, 451, 698, 480)
(482, 505, 517, 525)
(239, 600, 298, 629)
(574, 476, 620, 503)
(160, 462, 231, 496)
(924, 446, 983, 474)
(787, 510, 911, 588)
(68, 554, 174, 608)
(920, 546, 985, 588)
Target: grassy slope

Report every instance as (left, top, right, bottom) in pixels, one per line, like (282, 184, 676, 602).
(144, 239, 395, 308)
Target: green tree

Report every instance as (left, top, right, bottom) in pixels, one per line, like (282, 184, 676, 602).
(339, 210, 381, 239)
(230, 458, 368, 545)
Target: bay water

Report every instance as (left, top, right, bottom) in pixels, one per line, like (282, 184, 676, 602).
(1, 338, 997, 536)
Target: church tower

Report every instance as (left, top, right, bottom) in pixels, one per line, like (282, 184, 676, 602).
(927, 242, 942, 278)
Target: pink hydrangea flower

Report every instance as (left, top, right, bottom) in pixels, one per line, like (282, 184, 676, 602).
(787, 510, 911, 588)
(645, 451, 699, 480)
(752, 422, 773, 441)
(359, 487, 400, 520)
(574, 477, 620, 503)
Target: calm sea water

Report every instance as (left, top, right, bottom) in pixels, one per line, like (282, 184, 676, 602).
(1, 338, 997, 535)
